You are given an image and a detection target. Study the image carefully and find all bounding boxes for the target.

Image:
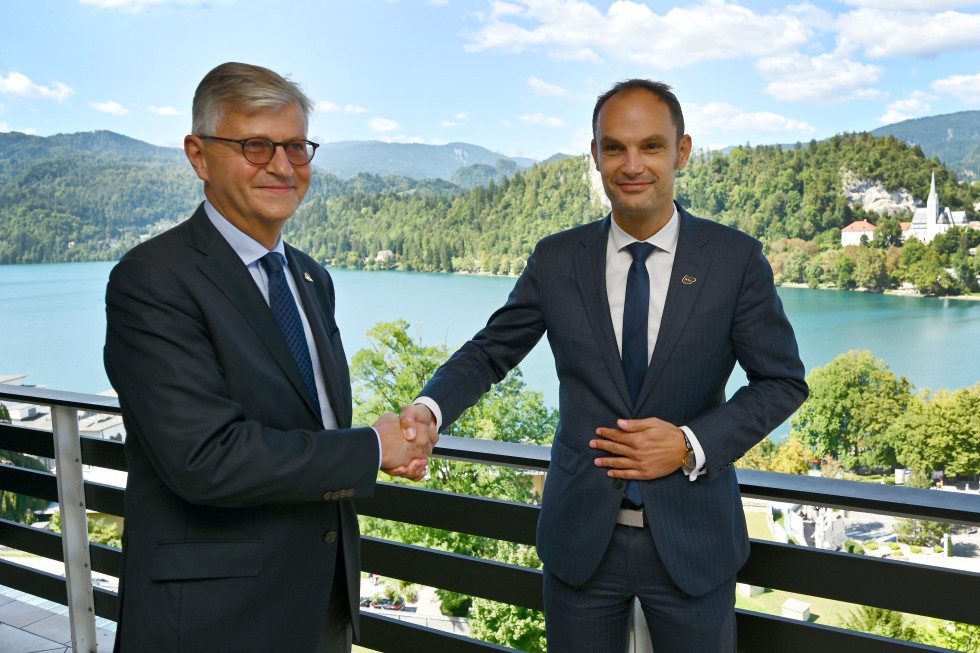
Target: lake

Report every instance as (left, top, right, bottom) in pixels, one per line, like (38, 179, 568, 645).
(2, 262, 980, 438)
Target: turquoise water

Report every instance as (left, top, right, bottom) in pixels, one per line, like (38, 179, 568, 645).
(2, 262, 979, 437)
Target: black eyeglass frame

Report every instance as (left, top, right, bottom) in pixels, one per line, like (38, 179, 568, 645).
(200, 135, 319, 166)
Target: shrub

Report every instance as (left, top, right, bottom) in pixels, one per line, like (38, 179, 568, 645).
(888, 542, 901, 550)
(844, 539, 866, 555)
(865, 542, 879, 550)
(910, 545, 922, 554)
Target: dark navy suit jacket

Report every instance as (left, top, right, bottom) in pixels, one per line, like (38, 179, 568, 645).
(105, 204, 377, 652)
(420, 205, 808, 596)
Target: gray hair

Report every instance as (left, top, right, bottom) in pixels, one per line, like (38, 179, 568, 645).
(191, 62, 314, 136)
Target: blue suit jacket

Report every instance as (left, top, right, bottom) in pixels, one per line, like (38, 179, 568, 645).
(420, 205, 808, 596)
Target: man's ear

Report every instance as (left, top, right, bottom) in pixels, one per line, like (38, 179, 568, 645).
(184, 135, 209, 182)
(590, 139, 599, 170)
(675, 134, 693, 170)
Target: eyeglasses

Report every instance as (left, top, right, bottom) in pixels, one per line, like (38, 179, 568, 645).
(201, 136, 319, 166)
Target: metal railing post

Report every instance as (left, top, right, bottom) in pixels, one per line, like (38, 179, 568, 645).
(628, 597, 654, 653)
(51, 404, 98, 653)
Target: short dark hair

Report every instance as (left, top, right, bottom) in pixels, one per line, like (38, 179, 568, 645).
(592, 79, 685, 143)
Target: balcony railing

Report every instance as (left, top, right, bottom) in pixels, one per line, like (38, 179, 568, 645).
(1, 384, 979, 652)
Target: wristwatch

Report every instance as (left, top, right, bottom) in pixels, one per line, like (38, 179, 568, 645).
(680, 431, 696, 470)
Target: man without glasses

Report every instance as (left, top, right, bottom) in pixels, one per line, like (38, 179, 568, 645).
(406, 79, 808, 651)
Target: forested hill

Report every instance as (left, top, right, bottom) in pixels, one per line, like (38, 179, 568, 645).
(870, 110, 980, 181)
(678, 132, 977, 247)
(1, 129, 978, 268)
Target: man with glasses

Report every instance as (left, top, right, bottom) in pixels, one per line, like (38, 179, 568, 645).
(104, 62, 435, 653)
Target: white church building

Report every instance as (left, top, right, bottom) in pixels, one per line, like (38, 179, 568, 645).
(905, 172, 970, 243)
(842, 172, 973, 246)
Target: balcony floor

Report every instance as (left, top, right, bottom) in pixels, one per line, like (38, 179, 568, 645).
(0, 585, 116, 653)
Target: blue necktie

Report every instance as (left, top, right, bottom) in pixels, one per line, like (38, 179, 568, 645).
(260, 253, 321, 419)
(622, 241, 655, 507)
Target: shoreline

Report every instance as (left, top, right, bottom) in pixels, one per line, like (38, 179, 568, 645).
(776, 281, 980, 301)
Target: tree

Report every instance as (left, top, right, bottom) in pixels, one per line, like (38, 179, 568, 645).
(349, 320, 557, 650)
(888, 385, 980, 477)
(839, 606, 919, 641)
(853, 247, 888, 291)
(49, 510, 122, 548)
(921, 619, 980, 651)
(0, 450, 48, 524)
(790, 351, 912, 469)
(894, 518, 951, 547)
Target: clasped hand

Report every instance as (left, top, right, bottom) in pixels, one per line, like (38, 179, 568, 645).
(590, 417, 686, 480)
(375, 404, 438, 482)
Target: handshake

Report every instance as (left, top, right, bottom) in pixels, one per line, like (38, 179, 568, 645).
(373, 403, 439, 482)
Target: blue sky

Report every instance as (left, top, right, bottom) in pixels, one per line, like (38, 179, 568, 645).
(2, 0, 979, 161)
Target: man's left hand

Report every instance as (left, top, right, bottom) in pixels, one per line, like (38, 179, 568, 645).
(591, 417, 687, 480)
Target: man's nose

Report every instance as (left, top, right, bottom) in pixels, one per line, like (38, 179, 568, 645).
(266, 144, 294, 176)
(623, 149, 643, 175)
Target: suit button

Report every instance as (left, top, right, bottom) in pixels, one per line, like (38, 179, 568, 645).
(613, 479, 623, 489)
(323, 531, 338, 544)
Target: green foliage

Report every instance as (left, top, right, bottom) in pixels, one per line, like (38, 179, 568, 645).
(0, 403, 9, 423)
(350, 320, 556, 650)
(791, 351, 913, 469)
(843, 539, 865, 555)
(0, 450, 48, 524)
(49, 511, 122, 548)
(894, 518, 951, 547)
(887, 384, 980, 477)
(838, 606, 920, 642)
(921, 619, 980, 651)
(736, 435, 813, 474)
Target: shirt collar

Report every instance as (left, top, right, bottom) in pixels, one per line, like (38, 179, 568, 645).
(203, 199, 286, 267)
(609, 203, 680, 255)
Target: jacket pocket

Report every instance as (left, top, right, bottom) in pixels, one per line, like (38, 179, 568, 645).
(551, 437, 582, 476)
(150, 539, 262, 581)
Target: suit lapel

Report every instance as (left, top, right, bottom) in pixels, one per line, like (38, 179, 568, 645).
(573, 215, 633, 408)
(285, 247, 350, 428)
(638, 207, 710, 403)
(185, 208, 321, 422)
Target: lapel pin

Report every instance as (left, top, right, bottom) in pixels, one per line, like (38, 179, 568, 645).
(682, 275, 697, 285)
(303, 272, 314, 283)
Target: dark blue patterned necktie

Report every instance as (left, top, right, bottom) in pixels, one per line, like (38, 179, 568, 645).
(622, 241, 655, 507)
(260, 253, 321, 419)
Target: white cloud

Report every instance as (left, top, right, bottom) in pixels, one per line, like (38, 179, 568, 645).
(452, 112, 469, 120)
(876, 96, 932, 124)
(685, 102, 816, 136)
(369, 117, 400, 132)
(0, 72, 74, 102)
(838, 0, 979, 9)
(441, 120, 460, 127)
(518, 113, 565, 127)
(442, 111, 469, 126)
(756, 52, 885, 103)
(932, 72, 980, 104)
(464, 0, 813, 69)
(148, 105, 180, 115)
(838, 8, 980, 58)
(0, 122, 37, 134)
(344, 104, 368, 114)
(90, 100, 129, 115)
(315, 101, 340, 112)
(527, 75, 569, 96)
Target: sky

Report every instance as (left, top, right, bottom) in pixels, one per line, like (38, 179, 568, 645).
(1, 0, 979, 161)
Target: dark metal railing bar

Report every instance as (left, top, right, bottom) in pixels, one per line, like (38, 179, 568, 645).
(356, 482, 539, 546)
(0, 423, 55, 458)
(433, 434, 550, 471)
(735, 609, 949, 653)
(738, 468, 980, 527)
(79, 436, 127, 472)
(83, 479, 126, 517)
(0, 463, 59, 502)
(740, 539, 980, 626)
(358, 611, 518, 652)
(0, 386, 120, 414)
(90, 541, 122, 579)
(0, 558, 68, 608)
(0, 518, 65, 560)
(361, 536, 544, 611)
